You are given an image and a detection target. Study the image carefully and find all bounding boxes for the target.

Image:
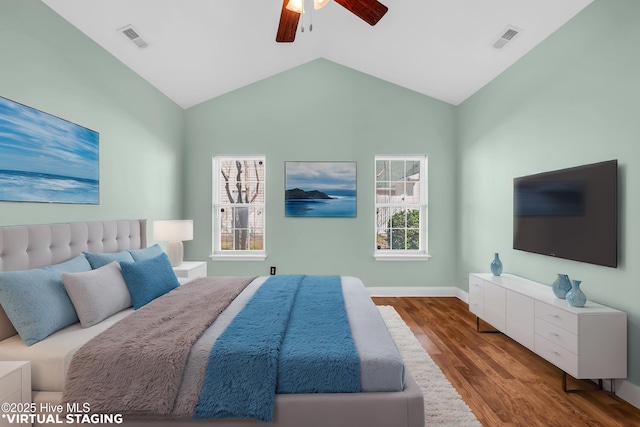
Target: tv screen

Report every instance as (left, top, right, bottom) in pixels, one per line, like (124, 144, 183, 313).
(513, 160, 618, 268)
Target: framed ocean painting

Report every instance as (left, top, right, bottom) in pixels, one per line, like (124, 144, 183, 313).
(285, 161, 357, 217)
(0, 96, 99, 204)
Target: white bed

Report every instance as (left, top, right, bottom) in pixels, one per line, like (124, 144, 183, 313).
(0, 220, 424, 427)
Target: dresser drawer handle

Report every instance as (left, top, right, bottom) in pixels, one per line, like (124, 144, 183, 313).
(550, 333, 560, 337)
(552, 351, 562, 357)
(549, 314, 561, 319)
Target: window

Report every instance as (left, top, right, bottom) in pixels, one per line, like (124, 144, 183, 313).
(212, 156, 266, 260)
(374, 156, 429, 260)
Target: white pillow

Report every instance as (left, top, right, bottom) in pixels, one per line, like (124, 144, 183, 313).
(62, 261, 132, 328)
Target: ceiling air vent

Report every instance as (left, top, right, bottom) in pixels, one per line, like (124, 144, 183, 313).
(118, 25, 148, 49)
(493, 26, 522, 49)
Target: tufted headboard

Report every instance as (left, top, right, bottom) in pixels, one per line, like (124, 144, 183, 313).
(0, 219, 147, 340)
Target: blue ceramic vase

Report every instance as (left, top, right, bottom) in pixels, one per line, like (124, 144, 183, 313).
(490, 253, 503, 276)
(566, 280, 587, 307)
(552, 274, 572, 299)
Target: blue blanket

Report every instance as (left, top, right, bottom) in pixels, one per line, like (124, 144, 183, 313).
(193, 275, 360, 422)
(277, 275, 361, 394)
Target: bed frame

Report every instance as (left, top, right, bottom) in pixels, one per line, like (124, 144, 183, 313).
(0, 220, 424, 427)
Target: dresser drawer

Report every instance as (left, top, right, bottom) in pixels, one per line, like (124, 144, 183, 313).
(535, 317, 578, 354)
(468, 279, 483, 317)
(535, 301, 578, 334)
(535, 335, 578, 377)
(0, 369, 21, 401)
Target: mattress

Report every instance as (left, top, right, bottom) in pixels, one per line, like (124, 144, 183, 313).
(0, 309, 133, 391)
(0, 276, 404, 394)
(0, 276, 192, 391)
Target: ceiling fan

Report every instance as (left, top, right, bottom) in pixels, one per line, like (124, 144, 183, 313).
(276, 0, 388, 43)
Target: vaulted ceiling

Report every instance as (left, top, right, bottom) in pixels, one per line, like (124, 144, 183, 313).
(42, 0, 593, 109)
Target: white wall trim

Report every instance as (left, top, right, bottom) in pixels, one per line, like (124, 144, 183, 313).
(608, 379, 640, 410)
(209, 252, 266, 261)
(367, 286, 469, 303)
(366, 286, 640, 410)
(373, 253, 431, 261)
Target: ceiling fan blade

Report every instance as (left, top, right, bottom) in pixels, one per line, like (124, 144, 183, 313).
(276, 0, 300, 43)
(334, 0, 388, 26)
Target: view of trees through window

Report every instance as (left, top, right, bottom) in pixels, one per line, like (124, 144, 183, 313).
(388, 209, 420, 250)
(214, 157, 265, 252)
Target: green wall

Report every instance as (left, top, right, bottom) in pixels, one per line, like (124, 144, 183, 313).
(184, 59, 458, 286)
(0, 0, 184, 229)
(457, 0, 640, 385)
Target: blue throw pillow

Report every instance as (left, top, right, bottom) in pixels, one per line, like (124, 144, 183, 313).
(119, 252, 179, 309)
(0, 255, 91, 345)
(127, 244, 164, 262)
(84, 250, 134, 269)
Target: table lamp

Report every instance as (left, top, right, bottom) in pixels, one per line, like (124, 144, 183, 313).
(153, 220, 194, 266)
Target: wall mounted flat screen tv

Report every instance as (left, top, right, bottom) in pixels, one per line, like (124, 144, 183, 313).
(513, 160, 618, 268)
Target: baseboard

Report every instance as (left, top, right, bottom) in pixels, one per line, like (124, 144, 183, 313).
(366, 286, 640, 410)
(607, 379, 640, 410)
(366, 286, 469, 303)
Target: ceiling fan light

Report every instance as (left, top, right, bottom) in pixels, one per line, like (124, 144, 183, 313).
(314, 0, 330, 9)
(286, 0, 305, 14)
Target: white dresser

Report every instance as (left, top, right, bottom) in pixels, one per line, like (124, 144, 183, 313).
(469, 273, 627, 390)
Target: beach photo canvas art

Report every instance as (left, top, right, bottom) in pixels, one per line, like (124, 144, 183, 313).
(285, 161, 357, 217)
(0, 96, 99, 204)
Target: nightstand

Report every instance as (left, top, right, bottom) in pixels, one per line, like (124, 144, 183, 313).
(0, 361, 31, 427)
(173, 261, 207, 279)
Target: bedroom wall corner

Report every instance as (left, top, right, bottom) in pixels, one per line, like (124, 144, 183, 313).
(0, 0, 185, 230)
(183, 58, 459, 288)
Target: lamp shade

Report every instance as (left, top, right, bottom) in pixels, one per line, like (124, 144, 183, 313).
(286, 0, 304, 13)
(314, 0, 330, 9)
(153, 220, 193, 242)
(286, 0, 330, 12)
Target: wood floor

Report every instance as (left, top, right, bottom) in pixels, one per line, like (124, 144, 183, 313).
(372, 297, 640, 427)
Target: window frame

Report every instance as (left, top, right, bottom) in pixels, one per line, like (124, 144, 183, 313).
(374, 155, 430, 261)
(211, 155, 266, 261)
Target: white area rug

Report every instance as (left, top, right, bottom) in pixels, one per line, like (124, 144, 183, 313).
(378, 306, 483, 427)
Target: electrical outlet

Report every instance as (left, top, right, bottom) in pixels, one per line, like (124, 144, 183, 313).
(270, 267, 276, 275)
